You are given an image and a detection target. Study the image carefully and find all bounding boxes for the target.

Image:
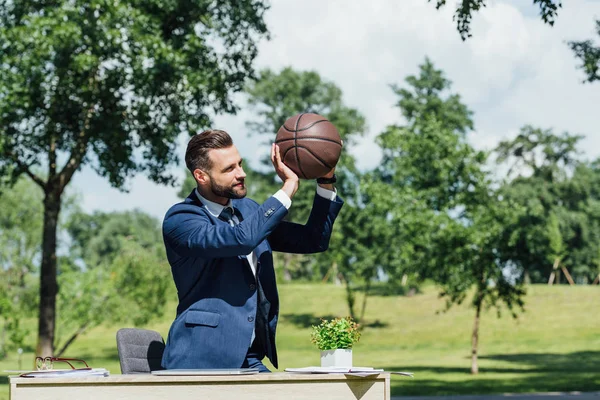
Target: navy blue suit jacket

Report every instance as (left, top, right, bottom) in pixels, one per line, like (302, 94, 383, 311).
(161, 190, 343, 369)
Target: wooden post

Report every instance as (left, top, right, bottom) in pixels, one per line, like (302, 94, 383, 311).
(548, 258, 560, 285)
(561, 266, 575, 286)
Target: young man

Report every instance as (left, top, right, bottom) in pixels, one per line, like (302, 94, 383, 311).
(161, 129, 343, 372)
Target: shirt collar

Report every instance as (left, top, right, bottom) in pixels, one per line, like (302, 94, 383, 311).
(194, 188, 232, 218)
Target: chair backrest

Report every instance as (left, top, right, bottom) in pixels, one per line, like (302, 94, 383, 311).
(116, 328, 165, 374)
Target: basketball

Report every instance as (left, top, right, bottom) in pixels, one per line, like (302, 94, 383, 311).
(275, 113, 343, 179)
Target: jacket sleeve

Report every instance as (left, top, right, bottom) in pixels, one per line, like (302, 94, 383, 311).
(163, 196, 288, 258)
(268, 193, 344, 254)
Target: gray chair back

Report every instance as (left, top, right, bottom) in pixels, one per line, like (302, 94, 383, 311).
(116, 328, 165, 374)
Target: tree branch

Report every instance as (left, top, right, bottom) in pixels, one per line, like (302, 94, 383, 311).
(55, 321, 90, 357)
(4, 151, 46, 189)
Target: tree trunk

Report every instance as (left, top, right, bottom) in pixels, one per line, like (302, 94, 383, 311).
(523, 269, 531, 285)
(36, 189, 62, 357)
(561, 266, 575, 286)
(471, 291, 483, 375)
(548, 258, 560, 285)
(359, 279, 371, 323)
(341, 274, 356, 320)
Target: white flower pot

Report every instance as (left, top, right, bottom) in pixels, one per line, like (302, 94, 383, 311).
(320, 349, 352, 368)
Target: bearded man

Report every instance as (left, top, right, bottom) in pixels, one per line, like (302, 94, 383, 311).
(161, 129, 343, 372)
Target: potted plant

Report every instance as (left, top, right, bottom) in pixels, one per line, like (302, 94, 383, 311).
(310, 316, 361, 368)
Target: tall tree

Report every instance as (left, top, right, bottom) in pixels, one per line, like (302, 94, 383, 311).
(377, 58, 486, 212)
(245, 67, 367, 281)
(494, 127, 589, 283)
(379, 58, 525, 374)
(0, 0, 269, 356)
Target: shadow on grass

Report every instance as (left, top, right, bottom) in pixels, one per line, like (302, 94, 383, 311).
(0, 377, 6, 385)
(281, 313, 336, 328)
(281, 313, 389, 329)
(388, 351, 600, 397)
(354, 283, 421, 297)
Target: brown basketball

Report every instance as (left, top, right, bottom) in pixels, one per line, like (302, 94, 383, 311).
(275, 113, 343, 179)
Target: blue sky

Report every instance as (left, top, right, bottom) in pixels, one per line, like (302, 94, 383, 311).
(70, 0, 600, 220)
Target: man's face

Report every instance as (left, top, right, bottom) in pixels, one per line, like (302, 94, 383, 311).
(204, 146, 247, 200)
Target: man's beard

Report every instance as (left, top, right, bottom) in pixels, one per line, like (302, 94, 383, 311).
(209, 177, 247, 199)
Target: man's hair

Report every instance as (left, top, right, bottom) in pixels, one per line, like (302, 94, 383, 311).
(185, 129, 233, 173)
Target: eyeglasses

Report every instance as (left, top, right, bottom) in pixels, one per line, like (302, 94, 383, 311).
(35, 357, 90, 371)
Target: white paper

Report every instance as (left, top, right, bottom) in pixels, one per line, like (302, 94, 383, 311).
(18, 368, 110, 378)
(284, 366, 413, 378)
(285, 366, 383, 374)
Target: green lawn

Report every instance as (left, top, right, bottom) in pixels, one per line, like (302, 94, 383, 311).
(1, 284, 599, 399)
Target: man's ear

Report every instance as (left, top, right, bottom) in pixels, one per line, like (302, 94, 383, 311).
(193, 169, 209, 185)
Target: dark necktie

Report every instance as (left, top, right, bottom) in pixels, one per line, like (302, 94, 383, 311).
(217, 206, 275, 365)
(218, 207, 235, 224)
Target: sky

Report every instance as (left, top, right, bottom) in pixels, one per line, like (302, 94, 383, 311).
(71, 0, 600, 221)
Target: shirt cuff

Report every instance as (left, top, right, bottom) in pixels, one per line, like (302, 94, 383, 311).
(316, 185, 337, 201)
(273, 190, 292, 209)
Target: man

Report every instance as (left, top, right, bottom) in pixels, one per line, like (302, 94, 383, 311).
(161, 129, 343, 372)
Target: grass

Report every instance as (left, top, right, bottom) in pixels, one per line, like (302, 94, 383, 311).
(1, 283, 598, 399)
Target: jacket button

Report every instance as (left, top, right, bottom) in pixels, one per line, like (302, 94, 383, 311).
(248, 316, 254, 322)
(249, 284, 256, 290)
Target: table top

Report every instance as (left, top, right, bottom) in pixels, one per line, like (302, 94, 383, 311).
(10, 372, 390, 385)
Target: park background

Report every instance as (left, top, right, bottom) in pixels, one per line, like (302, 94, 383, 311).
(1, 0, 599, 399)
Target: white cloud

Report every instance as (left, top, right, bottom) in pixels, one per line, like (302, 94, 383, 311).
(72, 0, 600, 220)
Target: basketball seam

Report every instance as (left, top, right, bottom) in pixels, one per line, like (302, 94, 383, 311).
(275, 137, 342, 145)
(282, 119, 328, 132)
(291, 145, 334, 171)
(294, 113, 307, 179)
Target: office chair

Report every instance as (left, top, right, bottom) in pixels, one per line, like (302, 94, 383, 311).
(116, 328, 165, 374)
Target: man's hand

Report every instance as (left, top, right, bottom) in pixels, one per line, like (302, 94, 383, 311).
(271, 143, 299, 199)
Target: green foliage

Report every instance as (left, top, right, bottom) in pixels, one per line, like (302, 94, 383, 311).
(55, 209, 171, 355)
(378, 59, 487, 211)
(429, 0, 562, 40)
(0, 178, 44, 356)
(0, 0, 270, 354)
(494, 127, 600, 283)
(569, 20, 600, 83)
(310, 316, 361, 351)
(66, 209, 162, 266)
(0, 0, 270, 186)
(244, 67, 367, 282)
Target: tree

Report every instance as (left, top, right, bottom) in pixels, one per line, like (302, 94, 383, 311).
(379, 58, 526, 374)
(431, 193, 526, 374)
(377, 58, 486, 212)
(428, 0, 562, 40)
(493, 127, 596, 283)
(0, 0, 269, 356)
(245, 67, 367, 282)
(569, 20, 600, 83)
(56, 209, 172, 356)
